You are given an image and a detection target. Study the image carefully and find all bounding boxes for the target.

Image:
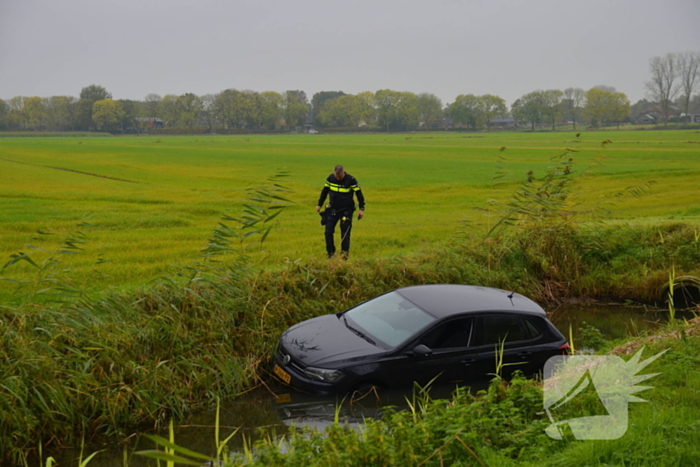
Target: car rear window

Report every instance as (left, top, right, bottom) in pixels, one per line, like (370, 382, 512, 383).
(523, 317, 543, 339)
(345, 291, 436, 348)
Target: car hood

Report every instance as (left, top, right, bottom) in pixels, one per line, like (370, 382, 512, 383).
(281, 314, 382, 367)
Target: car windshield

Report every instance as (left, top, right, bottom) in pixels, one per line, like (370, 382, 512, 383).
(344, 291, 436, 348)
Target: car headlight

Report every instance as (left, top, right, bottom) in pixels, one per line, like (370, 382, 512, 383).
(303, 367, 343, 383)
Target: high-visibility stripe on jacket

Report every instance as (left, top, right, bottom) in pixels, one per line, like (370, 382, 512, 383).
(318, 173, 365, 211)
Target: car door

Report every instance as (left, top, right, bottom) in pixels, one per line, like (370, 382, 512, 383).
(470, 313, 543, 379)
(378, 317, 479, 387)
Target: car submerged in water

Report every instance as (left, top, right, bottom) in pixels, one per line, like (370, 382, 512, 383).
(271, 284, 569, 395)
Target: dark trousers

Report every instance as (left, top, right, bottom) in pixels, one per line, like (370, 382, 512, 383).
(324, 209, 353, 257)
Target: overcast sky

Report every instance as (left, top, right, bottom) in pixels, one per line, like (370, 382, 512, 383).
(1, 0, 698, 107)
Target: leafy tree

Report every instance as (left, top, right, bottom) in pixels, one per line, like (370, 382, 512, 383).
(159, 94, 181, 127)
(213, 89, 261, 131)
(318, 94, 364, 128)
(0, 99, 7, 129)
(8, 96, 28, 129)
(511, 91, 546, 130)
(284, 90, 309, 129)
(563, 88, 586, 129)
(541, 89, 564, 131)
(259, 91, 284, 130)
(416, 93, 443, 127)
(355, 91, 376, 126)
(480, 94, 507, 128)
(677, 51, 700, 123)
(177, 93, 203, 127)
(200, 94, 218, 132)
(24, 97, 46, 130)
(585, 88, 630, 128)
(609, 92, 631, 127)
(645, 53, 679, 124)
(375, 89, 419, 131)
(80, 85, 112, 101)
(240, 91, 262, 129)
(77, 85, 112, 131)
(45, 96, 78, 131)
(448, 94, 482, 129)
(311, 91, 345, 127)
(92, 99, 125, 131)
(118, 99, 140, 132)
(143, 93, 162, 118)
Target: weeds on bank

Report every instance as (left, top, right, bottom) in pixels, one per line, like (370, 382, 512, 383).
(0, 172, 293, 463)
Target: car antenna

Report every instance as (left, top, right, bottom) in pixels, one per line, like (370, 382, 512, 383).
(507, 291, 515, 305)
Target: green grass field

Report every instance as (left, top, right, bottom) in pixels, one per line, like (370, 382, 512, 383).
(2, 130, 699, 300)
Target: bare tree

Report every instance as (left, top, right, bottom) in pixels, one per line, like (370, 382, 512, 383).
(677, 51, 700, 123)
(645, 53, 679, 124)
(563, 87, 585, 130)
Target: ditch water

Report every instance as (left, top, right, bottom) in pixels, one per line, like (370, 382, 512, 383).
(31, 303, 696, 467)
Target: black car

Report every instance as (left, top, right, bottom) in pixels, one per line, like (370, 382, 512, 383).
(272, 284, 569, 395)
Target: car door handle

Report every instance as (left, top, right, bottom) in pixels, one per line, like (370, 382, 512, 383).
(517, 351, 532, 358)
(461, 359, 474, 366)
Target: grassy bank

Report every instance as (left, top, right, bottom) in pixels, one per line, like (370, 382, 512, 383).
(1, 218, 699, 463)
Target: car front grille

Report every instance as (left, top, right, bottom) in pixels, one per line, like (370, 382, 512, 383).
(276, 343, 306, 373)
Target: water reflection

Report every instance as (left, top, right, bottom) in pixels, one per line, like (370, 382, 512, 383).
(548, 303, 693, 341)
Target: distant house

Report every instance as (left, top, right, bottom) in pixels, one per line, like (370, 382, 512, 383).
(635, 114, 656, 125)
(135, 117, 164, 129)
(489, 116, 517, 129)
(683, 103, 700, 123)
(634, 105, 679, 124)
(423, 116, 453, 130)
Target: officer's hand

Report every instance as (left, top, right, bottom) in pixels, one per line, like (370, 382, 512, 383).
(358, 210, 364, 220)
(316, 206, 321, 212)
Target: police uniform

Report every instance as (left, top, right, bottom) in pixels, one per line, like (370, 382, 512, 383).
(317, 172, 365, 258)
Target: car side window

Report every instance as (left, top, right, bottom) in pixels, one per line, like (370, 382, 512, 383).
(479, 314, 527, 345)
(523, 317, 543, 339)
(421, 318, 474, 349)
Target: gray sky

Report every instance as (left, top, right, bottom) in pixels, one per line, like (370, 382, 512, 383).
(1, 0, 698, 107)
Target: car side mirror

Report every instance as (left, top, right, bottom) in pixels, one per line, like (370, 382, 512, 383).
(412, 344, 432, 356)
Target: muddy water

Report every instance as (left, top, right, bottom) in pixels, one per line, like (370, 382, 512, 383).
(34, 304, 692, 467)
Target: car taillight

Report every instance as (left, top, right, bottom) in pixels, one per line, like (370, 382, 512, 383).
(559, 343, 571, 355)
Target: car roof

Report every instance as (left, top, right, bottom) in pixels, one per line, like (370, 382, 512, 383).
(396, 284, 546, 319)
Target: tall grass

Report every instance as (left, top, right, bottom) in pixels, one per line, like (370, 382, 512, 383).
(0, 172, 293, 463)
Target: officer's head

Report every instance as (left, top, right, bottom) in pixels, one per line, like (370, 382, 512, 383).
(334, 165, 346, 180)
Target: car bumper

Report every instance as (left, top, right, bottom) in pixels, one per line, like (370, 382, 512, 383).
(271, 360, 343, 395)
(271, 343, 352, 395)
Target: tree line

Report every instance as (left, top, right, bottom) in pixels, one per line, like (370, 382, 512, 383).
(1, 52, 697, 133)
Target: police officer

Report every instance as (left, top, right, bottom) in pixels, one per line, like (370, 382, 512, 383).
(316, 165, 365, 258)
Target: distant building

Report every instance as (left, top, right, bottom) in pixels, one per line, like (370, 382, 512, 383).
(633, 105, 679, 124)
(683, 103, 700, 123)
(135, 117, 164, 129)
(422, 116, 453, 130)
(489, 116, 517, 129)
